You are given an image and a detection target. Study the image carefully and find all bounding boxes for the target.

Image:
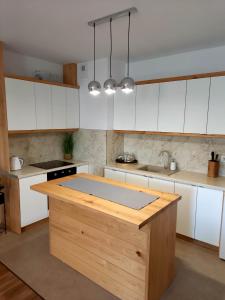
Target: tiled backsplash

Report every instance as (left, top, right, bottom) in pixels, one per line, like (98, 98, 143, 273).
(9, 130, 225, 177)
(73, 129, 123, 176)
(124, 134, 225, 176)
(9, 133, 64, 165)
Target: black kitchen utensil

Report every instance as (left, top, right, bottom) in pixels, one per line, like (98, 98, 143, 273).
(215, 154, 219, 161)
(211, 151, 215, 161)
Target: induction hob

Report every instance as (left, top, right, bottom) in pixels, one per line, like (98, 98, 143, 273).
(30, 160, 73, 170)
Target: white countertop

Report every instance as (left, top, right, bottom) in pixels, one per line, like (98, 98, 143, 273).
(105, 163, 225, 191)
(8, 160, 88, 179)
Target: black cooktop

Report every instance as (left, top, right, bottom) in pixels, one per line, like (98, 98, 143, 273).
(30, 160, 73, 170)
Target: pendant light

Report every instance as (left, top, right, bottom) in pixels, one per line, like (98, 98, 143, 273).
(120, 12, 135, 94)
(88, 23, 101, 96)
(104, 18, 117, 95)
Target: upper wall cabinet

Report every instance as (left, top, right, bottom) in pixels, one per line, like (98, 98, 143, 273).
(158, 81, 186, 132)
(207, 76, 225, 134)
(51, 86, 67, 129)
(135, 84, 159, 131)
(113, 88, 136, 130)
(66, 88, 79, 128)
(5, 78, 79, 131)
(5, 78, 36, 130)
(34, 83, 52, 129)
(184, 78, 210, 134)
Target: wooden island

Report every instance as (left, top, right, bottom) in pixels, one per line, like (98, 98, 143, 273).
(31, 173, 180, 300)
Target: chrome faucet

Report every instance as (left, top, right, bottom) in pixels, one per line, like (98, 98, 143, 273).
(159, 150, 170, 169)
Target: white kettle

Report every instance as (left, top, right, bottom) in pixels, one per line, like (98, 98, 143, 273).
(10, 156, 24, 171)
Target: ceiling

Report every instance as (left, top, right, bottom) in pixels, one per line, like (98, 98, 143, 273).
(1, 0, 225, 64)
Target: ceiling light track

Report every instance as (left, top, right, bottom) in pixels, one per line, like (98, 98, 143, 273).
(88, 7, 137, 27)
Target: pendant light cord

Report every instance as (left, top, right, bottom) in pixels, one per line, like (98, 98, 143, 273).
(110, 18, 112, 78)
(94, 22, 96, 81)
(127, 11, 131, 77)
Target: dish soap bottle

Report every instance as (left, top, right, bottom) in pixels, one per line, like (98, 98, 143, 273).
(170, 159, 177, 171)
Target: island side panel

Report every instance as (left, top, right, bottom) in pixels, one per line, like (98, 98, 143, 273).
(146, 203, 177, 300)
(48, 197, 150, 300)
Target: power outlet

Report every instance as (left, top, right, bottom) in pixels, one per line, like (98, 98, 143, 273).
(220, 155, 225, 163)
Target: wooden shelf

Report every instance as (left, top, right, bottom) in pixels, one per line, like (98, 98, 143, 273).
(135, 70, 225, 85)
(114, 130, 225, 139)
(4, 73, 80, 89)
(8, 128, 79, 135)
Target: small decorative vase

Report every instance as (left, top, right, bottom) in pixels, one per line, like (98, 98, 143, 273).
(64, 153, 73, 160)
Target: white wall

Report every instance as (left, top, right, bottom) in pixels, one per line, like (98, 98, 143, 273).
(130, 45, 225, 81)
(4, 49, 63, 81)
(78, 58, 125, 130)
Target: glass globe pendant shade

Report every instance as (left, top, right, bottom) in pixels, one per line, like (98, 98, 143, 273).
(88, 80, 101, 96)
(104, 78, 117, 95)
(120, 77, 135, 94)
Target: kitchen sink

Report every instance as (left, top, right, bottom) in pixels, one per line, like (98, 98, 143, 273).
(137, 165, 177, 176)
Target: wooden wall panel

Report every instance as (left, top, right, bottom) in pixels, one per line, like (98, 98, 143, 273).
(0, 41, 10, 227)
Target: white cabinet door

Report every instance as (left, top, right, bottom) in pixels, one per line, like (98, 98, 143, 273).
(158, 81, 186, 132)
(175, 182, 197, 238)
(148, 177, 174, 193)
(19, 174, 48, 227)
(104, 169, 126, 182)
(52, 86, 66, 129)
(77, 165, 89, 173)
(184, 78, 210, 134)
(34, 83, 52, 129)
(126, 173, 149, 188)
(113, 88, 136, 130)
(207, 76, 225, 134)
(195, 187, 223, 246)
(5, 78, 36, 130)
(219, 200, 225, 259)
(135, 84, 159, 131)
(66, 88, 79, 128)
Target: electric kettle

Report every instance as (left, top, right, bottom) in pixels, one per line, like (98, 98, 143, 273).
(10, 156, 24, 171)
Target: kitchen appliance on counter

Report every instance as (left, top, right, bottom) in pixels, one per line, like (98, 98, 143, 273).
(10, 156, 24, 171)
(30, 160, 77, 181)
(115, 153, 137, 164)
(220, 206, 225, 260)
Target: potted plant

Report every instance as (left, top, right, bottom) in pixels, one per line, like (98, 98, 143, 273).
(63, 133, 74, 160)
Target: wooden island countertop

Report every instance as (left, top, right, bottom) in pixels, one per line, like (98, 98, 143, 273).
(31, 173, 181, 300)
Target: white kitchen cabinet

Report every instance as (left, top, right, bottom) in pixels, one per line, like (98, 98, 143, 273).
(175, 182, 197, 238)
(113, 88, 136, 130)
(104, 169, 126, 182)
(158, 81, 186, 132)
(195, 187, 223, 246)
(51, 86, 66, 129)
(148, 177, 174, 193)
(77, 165, 89, 173)
(184, 78, 210, 134)
(5, 78, 36, 130)
(19, 174, 48, 227)
(126, 173, 149, 188)
(66, 88, 79, 128)
(34, 83, 52, 129)
(207, 76, 225, 134)
(135, 84, 159, 131)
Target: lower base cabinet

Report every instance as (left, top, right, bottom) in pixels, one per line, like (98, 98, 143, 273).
(175, 183, 197, 238)
(104, 169, 126, 182)
(195, 187, 223, 246)
(149, 177, 174, 193)
(126, 173, 148, 188)
(19, 174, 48, 227)
(104, 168, 224, 248)
(77, 165, 89, 173)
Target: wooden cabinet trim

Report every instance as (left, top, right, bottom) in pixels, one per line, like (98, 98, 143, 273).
(5, 73, 79, 89)
(114, 130, 225, 138)
(8, 128, 79, 135)
(135, 70, 225, 86)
